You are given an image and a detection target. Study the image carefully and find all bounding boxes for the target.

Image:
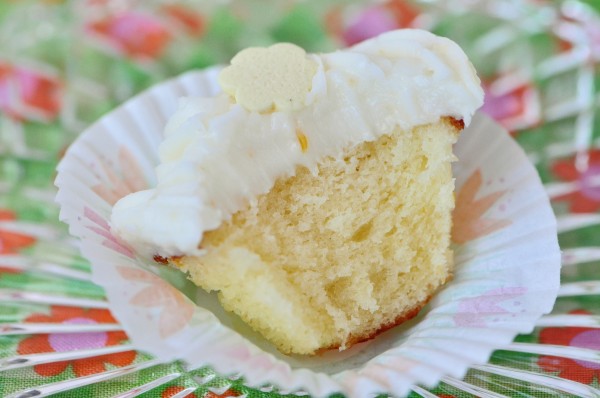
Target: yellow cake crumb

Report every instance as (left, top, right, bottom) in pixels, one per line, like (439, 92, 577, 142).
(172, 118, 460, 355)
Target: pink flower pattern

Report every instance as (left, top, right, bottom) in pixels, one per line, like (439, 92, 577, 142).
(326, 0, 421, 46)
(84, 206, 134, 258)
(88, 11, 171, 59)
(454, 287, 528, 327)
(91, 147, 147, 206)
(0, 63, 62, 121)
(117, 266, 194, 338)
(538, 310, 600, 384)
(481, 77, 541, 134)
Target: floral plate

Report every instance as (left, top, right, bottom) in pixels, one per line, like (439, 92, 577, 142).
(2, 0, 600, 397)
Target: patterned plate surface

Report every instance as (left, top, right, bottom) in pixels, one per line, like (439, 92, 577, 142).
(1, 0, 600, 397)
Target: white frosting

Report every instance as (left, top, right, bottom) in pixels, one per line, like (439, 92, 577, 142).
(111, 29, 484, 258)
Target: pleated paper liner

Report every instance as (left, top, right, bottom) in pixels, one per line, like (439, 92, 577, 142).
(54, 69, 561, 398)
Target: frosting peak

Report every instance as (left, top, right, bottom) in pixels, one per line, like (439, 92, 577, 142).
(110, 29, 484, 258)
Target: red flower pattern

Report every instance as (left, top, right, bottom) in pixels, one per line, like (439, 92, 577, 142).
(0, 1, 597, 394)
(481, 76, 541, 134)
(538, 310, 600, 384)
(161, 386, 196, 398)
(161, 386, 238, 398)
(0, 209, 36, 254)
(326, 0, 421, 46)
(0, 63, 62, 121)
(555, 5, 600, 61)
(88, 11, 171, 59)
(204, 390, 239, 398)
(17, 306, 136, 377)
(0, 266, 21, 275)
(163, 4, 206, 37)
(551, 149, 600, 213)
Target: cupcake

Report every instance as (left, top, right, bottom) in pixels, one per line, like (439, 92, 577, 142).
(111, 29, 484, 355)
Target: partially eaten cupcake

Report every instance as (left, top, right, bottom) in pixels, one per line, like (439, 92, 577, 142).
(111, 29, 483, 355)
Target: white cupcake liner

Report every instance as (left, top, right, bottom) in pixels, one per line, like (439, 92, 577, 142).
(55, 68, 561, 398)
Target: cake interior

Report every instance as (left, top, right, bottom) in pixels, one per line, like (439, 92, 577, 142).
(171, 117, 460, 355)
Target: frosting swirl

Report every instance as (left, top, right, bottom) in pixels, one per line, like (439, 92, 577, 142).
(111, 29, 484, 258)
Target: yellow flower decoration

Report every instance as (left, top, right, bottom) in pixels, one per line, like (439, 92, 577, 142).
(218, 43, 318, 113)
